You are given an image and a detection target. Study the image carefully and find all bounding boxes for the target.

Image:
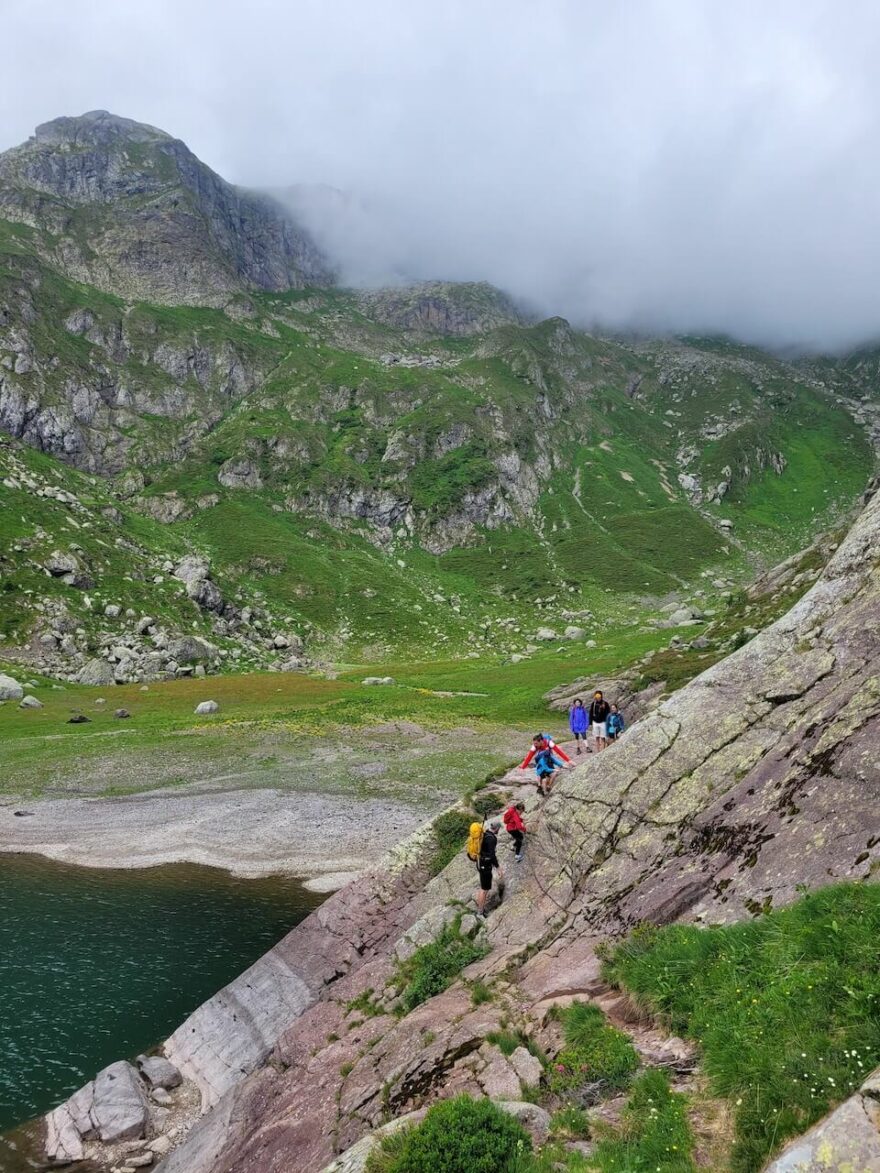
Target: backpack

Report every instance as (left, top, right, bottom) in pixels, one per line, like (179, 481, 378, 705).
(466, 822, 484, 862)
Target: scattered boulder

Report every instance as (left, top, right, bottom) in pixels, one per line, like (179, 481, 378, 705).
(78, 659, 116, 687)
(167, 635, 217, 665)
(115, 708, 131, 719)
(136, 616, 156, 635)
(104, 603, 122, 619)
(194, 700, 220, 715)
(362, 676, 396, 686)
(563, 626, 586, 640)
(44, 550, 79, 577)
(136, 1054, 182, 1091)
(0, 674, 24, 701)
(67, 714, 91, 724)
(535, 627, 558, 641)
(19, 695, 43, 709)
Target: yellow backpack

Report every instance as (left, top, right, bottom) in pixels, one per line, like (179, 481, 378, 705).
(466, 822, 484, 862)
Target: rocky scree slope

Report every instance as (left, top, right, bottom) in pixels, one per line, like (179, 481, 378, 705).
(36, 482, 877, 1170)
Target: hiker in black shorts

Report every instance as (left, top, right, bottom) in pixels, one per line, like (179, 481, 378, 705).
(476, 818, 503, 917)
(589, 690, 611, 752)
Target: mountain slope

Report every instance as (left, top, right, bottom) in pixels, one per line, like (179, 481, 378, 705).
(0, 113, 876, 674)
(0, 111, 331, 304)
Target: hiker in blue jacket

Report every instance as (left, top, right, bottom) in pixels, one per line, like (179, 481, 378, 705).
(607, 703, 625, 741)
(534, 744, 566, 796)
(569, 698, 589, 754)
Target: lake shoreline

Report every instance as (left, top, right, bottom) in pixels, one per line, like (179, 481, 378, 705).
(0, 783, 450, 888)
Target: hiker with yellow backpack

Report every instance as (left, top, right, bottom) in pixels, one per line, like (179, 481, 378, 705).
(467, 818, 503, 918)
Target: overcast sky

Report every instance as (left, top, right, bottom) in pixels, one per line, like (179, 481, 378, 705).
(3, 0, 880, 351)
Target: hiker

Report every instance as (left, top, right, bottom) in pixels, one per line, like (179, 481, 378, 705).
(476, 818, 503, 916)
(589, 690, 611, 751)
(533, 742, 566, 796)
(607, 703, 625, 741)
(519, 733, 572, 770)
(503, 801, 527, 861)
(569, 698, 589, 753)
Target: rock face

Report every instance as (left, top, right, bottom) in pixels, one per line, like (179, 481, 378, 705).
(0, 111, 331, 305)
(109, 487, 880, 1173)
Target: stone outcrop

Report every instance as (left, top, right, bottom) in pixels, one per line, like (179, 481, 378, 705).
(765, 1070, 880, 1171)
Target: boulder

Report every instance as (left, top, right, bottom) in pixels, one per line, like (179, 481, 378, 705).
(362, 676, 396, 686)
(508, 1046, 543, 1088)
(563, 626, 586, 640)
(104, 603, 122, 619)
(194, 700, 220, 715)
(115, 708, 131, 719)
(44, 549, 79, 577)
(77, 658, 116, 687)
(67, 714, 91, 724)
(136, 616, 156, 635)
(174, 555, 211, 587)
(19, 695, 43, 709)
(136, 1054, 182, 1090)
(168, 635, 217, 665)
(535, 627, 558, 641)
(0, 674, 24, 701)
(90, 1061, 150, 1143)
(496, 1101, 552, 1145)
(477, 1051, 522, 1100)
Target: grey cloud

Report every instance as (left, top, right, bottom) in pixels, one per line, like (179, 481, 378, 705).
(3, 0, 880, 351)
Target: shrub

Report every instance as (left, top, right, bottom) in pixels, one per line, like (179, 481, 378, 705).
(548, 1003, 638, 1094)
(365, 1095, 532, 1173)
(429, 810, 476, 876)
(346, 987, 383, 1018)
(394, 918, 488, 1014)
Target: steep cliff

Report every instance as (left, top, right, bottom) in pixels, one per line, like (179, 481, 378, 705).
(36, 482, 878, 1170)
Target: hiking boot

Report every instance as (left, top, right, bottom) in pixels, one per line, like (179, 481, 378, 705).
(576, 744, 582, 754)
(515, 853, 523, 862)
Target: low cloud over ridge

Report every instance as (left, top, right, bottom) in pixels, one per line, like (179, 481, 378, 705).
(3, 0, 880, 352)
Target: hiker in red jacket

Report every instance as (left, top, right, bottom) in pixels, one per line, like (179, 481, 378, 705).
(519, 733, 572, 770)
(503, 801, 527, 862)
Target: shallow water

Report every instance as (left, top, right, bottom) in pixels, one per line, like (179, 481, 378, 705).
(0, 854, 324, 1138)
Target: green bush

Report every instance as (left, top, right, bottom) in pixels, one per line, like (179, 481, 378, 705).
(429, 810, 477, 876)
(548, 1003, 639, 1093)
(366, 1095, 532, 1173)
(603, 883, 880, 1172)
(394, 918, 488, 1015)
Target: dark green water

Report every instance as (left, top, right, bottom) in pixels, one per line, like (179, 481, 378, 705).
(0, 854, 324, 1139)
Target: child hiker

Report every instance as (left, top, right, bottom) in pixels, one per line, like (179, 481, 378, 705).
(503, 801, 526, 861)
(607, 703, 625, 740)
(533, 742, 566, 796)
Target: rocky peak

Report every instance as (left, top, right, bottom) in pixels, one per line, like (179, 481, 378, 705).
(0, 110, 333, 302)
(33, 110, 171, 148)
